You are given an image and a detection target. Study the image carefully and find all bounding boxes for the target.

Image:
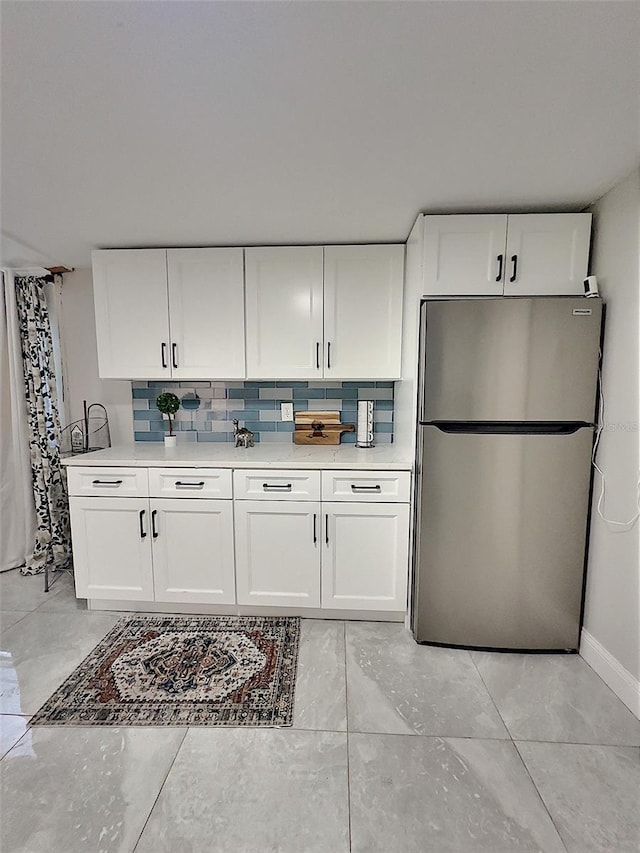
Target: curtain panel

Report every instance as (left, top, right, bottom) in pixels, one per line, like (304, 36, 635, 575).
(14, 274, 70, 574)
(0, 271, 36, 571)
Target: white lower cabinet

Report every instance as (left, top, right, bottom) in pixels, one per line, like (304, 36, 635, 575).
(322, 502, 410, 611)
(70, 496, 155, 601)
(69, 465, 236, 605)
(151, 498, 235, 604)
(233, 469, 410, 613)
(68, 464, 410, 616)
(234, 501, 321, 607)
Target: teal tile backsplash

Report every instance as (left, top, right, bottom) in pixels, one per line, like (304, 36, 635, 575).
(132, 381, 394, 444)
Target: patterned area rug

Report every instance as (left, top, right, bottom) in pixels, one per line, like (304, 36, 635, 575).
(30, 615, 300, 727)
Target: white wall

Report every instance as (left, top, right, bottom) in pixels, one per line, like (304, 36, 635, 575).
(60, 268, 133, 445)
(582, 167, 640, 715)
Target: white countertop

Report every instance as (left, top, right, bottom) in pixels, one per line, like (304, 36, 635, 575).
(62, 442, 413, 470)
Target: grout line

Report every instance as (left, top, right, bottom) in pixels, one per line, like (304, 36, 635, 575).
(0, 611, 33, 635)
(470, 653, 570, 853)
(0, 727, 31, 762)
(132, 726, 189, 852)
(511, 739, 571, 853)
(346, 729, 511, 742)
(344, 620, 353, 853)
(469, 650, 514, 742)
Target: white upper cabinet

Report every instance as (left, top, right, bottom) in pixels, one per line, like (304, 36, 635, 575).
(244, 247, 324, 379)
(92, 249, 170, 379)
(92, 248, 245, 379)
(94, 242, 404, 381)
(423, 215, 507, 297)
(502, 214, 591, 296)
(324, 245, 404, 379)
(422, 213, 591, 297)
(245, 244, 404, 380)
(167, 248, 245, 378)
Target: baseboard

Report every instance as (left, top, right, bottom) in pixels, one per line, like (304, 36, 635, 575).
(87, 599, 405, 623)
(580, 629, 640, 719)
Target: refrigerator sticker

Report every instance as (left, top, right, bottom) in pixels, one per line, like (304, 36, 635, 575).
(572, 308, 593, 316)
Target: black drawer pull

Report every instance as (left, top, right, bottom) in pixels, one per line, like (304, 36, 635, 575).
(496, 254, 504, 282)
(262, 483, 292, 491)
(313, 513, 317, 544)
(325, 513, 329, 545)
(510, 254, 518, 283)
(92, 479, 123, 486)
(172, 342, 178, 369)
(175, 481, 205, 488)
(139, 509, 146, 538)
(151, 509, 158, 539)
(161, 342, 168, 368)
(350, 484, 382, 492)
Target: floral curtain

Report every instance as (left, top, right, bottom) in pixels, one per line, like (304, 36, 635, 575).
(14, 274, 70, 574)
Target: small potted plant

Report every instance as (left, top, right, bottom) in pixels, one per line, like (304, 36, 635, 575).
(156, 392, 180, 448)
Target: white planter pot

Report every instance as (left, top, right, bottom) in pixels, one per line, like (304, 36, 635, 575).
(164, 435, 177, 448)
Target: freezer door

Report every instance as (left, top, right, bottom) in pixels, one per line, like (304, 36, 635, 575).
(421, 298, 602, 423)
(413, 425, 594, 650)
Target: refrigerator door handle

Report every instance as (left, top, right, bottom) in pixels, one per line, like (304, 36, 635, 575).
(423, 421, 590, 436)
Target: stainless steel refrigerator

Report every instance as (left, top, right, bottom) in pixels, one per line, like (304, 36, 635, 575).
(412, 297, 603, 651)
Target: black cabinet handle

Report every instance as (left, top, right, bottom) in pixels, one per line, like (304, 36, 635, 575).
(172, 343, 178, 369)
(262, 483, 292, 491)
(161, 342, 168, 368)
(351, 484, 382, 492)
(313, 513, 317, 544)
(175, 481, 205, 488)
(316, 342, 320, 369)
(151, 509, 158, 539)
(139, 509, 146, 538)
(496, 254, 504, 282)
(92, 479, 123, 486)
(510, 254, 518, 283)
(327, 341, 331, 369)
(325, 513, 329, 545)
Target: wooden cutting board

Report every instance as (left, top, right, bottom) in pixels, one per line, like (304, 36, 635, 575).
(294, 410, 355, 445)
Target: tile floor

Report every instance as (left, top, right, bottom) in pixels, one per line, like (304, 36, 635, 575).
(1, 570, 638, 853)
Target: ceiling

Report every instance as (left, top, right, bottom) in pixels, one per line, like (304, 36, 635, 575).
(2, 0, 639, 269)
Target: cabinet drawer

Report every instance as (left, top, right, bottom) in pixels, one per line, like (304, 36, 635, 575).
(67, 467, 148, 497)
(321, 470, 411, 502)
(233, 469, 321, 501)
(148, 468, 232, 499)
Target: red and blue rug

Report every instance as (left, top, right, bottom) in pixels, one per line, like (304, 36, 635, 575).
(30, 614, 300, 726)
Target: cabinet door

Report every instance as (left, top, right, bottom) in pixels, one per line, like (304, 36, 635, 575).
(503, 214, 591, 296)
(167, 248, 245, 379)
(245, 247, 323, 379)
(323, 245, 404, 379)
(422, 215, 507, 296)
(234, 501, 321, 607)
(92, 249, 170, 379)
(151, 499, 235, 604)
(69, 497, 154, 600)
(322, 502, 409, 611)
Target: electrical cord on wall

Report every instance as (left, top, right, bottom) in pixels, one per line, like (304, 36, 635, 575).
(591, 360, 640, 531)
